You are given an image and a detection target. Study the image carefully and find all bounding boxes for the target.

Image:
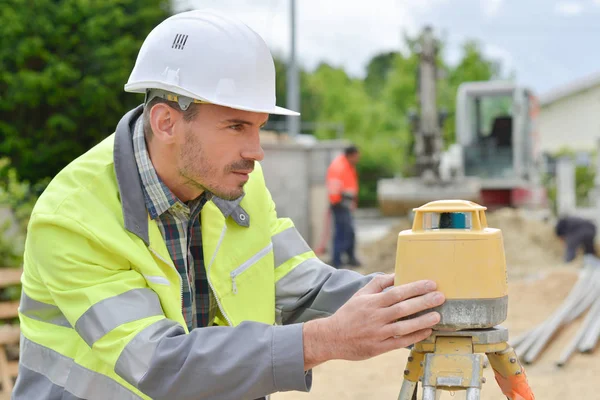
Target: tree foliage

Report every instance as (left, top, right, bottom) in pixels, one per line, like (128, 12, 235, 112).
(0, 0, 170, 183)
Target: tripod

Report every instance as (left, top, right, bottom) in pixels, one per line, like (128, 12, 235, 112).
(397, 326, 535, 400)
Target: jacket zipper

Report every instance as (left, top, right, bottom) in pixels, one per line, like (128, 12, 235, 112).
(230, 242, 273, 294)
(206, 225, 232, 326)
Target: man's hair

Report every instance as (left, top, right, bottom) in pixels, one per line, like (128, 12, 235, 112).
(142, 97, 201, 139)
(344, 145, 359, 156)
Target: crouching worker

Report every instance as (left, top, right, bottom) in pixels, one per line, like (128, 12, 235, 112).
(555, 215, 597, 262)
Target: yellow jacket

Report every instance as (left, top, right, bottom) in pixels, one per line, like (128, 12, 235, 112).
(14, 106, 372, 400)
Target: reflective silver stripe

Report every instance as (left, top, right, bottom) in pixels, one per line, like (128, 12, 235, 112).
(231, 242, 274, 294)
(75, 288, 164, 347)
(272, 227, 311, 268)
(231, 242, 273, 278)
(275, 257, 371, 325)
(143, 274, 170, 286)
(115, 318, 179, 386)
(18, 336, 142, 399)
(19, 291, 72, 328)
(276, 257, 332, 304)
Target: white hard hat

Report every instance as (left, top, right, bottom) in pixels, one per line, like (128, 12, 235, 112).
(125, 10, 299, 116)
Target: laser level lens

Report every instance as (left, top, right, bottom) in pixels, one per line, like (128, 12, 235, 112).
(422, 212, 471, 230)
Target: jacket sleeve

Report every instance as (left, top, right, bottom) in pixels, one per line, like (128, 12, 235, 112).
(27, 212, 310, 400)
(269, 196, 376, 325)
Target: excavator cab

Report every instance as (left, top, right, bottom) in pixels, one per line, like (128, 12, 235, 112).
(454, 82, 543, 207)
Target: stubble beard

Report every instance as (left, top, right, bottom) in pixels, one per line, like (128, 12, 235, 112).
(179, 130, 249, 201)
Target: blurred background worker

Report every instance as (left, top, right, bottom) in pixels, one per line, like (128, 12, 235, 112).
(555, 215, 598, 262)
(326, 145, 361, 268)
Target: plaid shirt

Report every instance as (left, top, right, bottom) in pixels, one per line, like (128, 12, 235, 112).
(132, 117, 215, 330)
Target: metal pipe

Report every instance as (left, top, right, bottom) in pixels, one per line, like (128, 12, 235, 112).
(397, 381, 417, 400)
(556, 293, 600, 366)
(515, 323, 547, 356)
(523, 277, 593, 364)
(564, 288, 596, 324)
(286, 0, 300, 136)
(509, 327, 535, 349)
(578, 294, 600, 352)
(519, 265, 595, 356)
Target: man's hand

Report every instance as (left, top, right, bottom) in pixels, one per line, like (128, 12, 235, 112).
(302, 274, 444, 370)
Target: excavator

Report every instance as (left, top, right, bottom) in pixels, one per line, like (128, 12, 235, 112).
(377, 27, 546, 216)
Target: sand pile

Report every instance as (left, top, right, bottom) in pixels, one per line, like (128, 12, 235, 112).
(357, 208, 566, 278)
(486, 208, 565, 277)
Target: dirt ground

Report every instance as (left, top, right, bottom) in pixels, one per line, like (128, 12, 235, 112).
(273, 209, 598, 400)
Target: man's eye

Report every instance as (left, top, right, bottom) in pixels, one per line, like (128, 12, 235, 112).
(229, 124, 244, 131)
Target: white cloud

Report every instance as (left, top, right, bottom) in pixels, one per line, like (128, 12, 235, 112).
(594, 0, 600, 5)
(554, 1, 584, 15)
(484, 43, 515, 74)
(482, 0, 504, 17)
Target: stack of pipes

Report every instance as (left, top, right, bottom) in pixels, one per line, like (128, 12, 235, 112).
(509, 255, 600, 367)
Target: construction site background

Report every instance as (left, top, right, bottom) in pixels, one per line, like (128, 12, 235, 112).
(3, 1, 600, 399)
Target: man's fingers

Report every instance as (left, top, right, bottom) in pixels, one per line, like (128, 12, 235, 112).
(380, 291, 445, 322)
(383, 311, 441, 339)
(355, 274, 395, 295)
(377, 280, 438, 307)
(380, 328, 433, 353)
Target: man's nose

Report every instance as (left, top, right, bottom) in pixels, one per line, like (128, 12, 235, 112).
(241, 133, 265, 161)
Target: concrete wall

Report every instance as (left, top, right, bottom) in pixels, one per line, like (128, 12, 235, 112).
(539, 85, 600, 153)
(260, 139, 349, 247)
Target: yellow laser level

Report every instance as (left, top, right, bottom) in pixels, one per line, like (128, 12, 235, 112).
(395, 199, 508, 330)
(395, 200, 535, 400)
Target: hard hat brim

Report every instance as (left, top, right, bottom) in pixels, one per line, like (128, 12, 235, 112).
(125, 83, 300, 116)
(269, 105, 300, 116)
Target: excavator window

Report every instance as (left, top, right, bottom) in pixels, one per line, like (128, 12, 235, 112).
(463, 93, 515, 178)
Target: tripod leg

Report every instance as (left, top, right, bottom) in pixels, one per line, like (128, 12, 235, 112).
(487, 345, 535, 400)
(422, 386, 436, 400)
(398, 380, 417, 400)
(466, 387, 481, 400)
(398, 348, 425, 400)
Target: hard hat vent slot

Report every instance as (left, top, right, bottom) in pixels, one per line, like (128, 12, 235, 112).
(172, 34, 189, 50)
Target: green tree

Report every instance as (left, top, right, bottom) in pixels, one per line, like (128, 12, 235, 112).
(364, 51, 399, 98)
(0, 0, 170, 183)
(267, 55, 322, 130)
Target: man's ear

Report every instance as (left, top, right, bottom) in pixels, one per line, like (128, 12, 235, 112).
(149, 103, 181, 144)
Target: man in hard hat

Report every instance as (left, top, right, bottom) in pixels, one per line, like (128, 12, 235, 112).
(13, 10, 445, 400)
(326, 145, 361, 268)
(555, 215, 598, 262)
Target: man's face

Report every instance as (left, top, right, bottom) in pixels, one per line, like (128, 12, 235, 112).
(175, 104, 267, 200)
(347, 152, 360, 166)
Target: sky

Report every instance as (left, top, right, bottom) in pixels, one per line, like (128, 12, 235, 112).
(176, 0, 600, 96)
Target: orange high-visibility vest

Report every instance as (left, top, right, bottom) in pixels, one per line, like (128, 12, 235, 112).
(326, 154, 358, 205)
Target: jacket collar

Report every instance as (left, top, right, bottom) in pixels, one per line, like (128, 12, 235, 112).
(113, 106, 249, 245)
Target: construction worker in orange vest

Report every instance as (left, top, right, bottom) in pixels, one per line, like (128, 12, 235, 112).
(326, 145, 361, 268)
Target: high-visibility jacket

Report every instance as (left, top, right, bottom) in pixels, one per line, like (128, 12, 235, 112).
(326, 154, 359, 206)
(14, 106, 373, 400)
